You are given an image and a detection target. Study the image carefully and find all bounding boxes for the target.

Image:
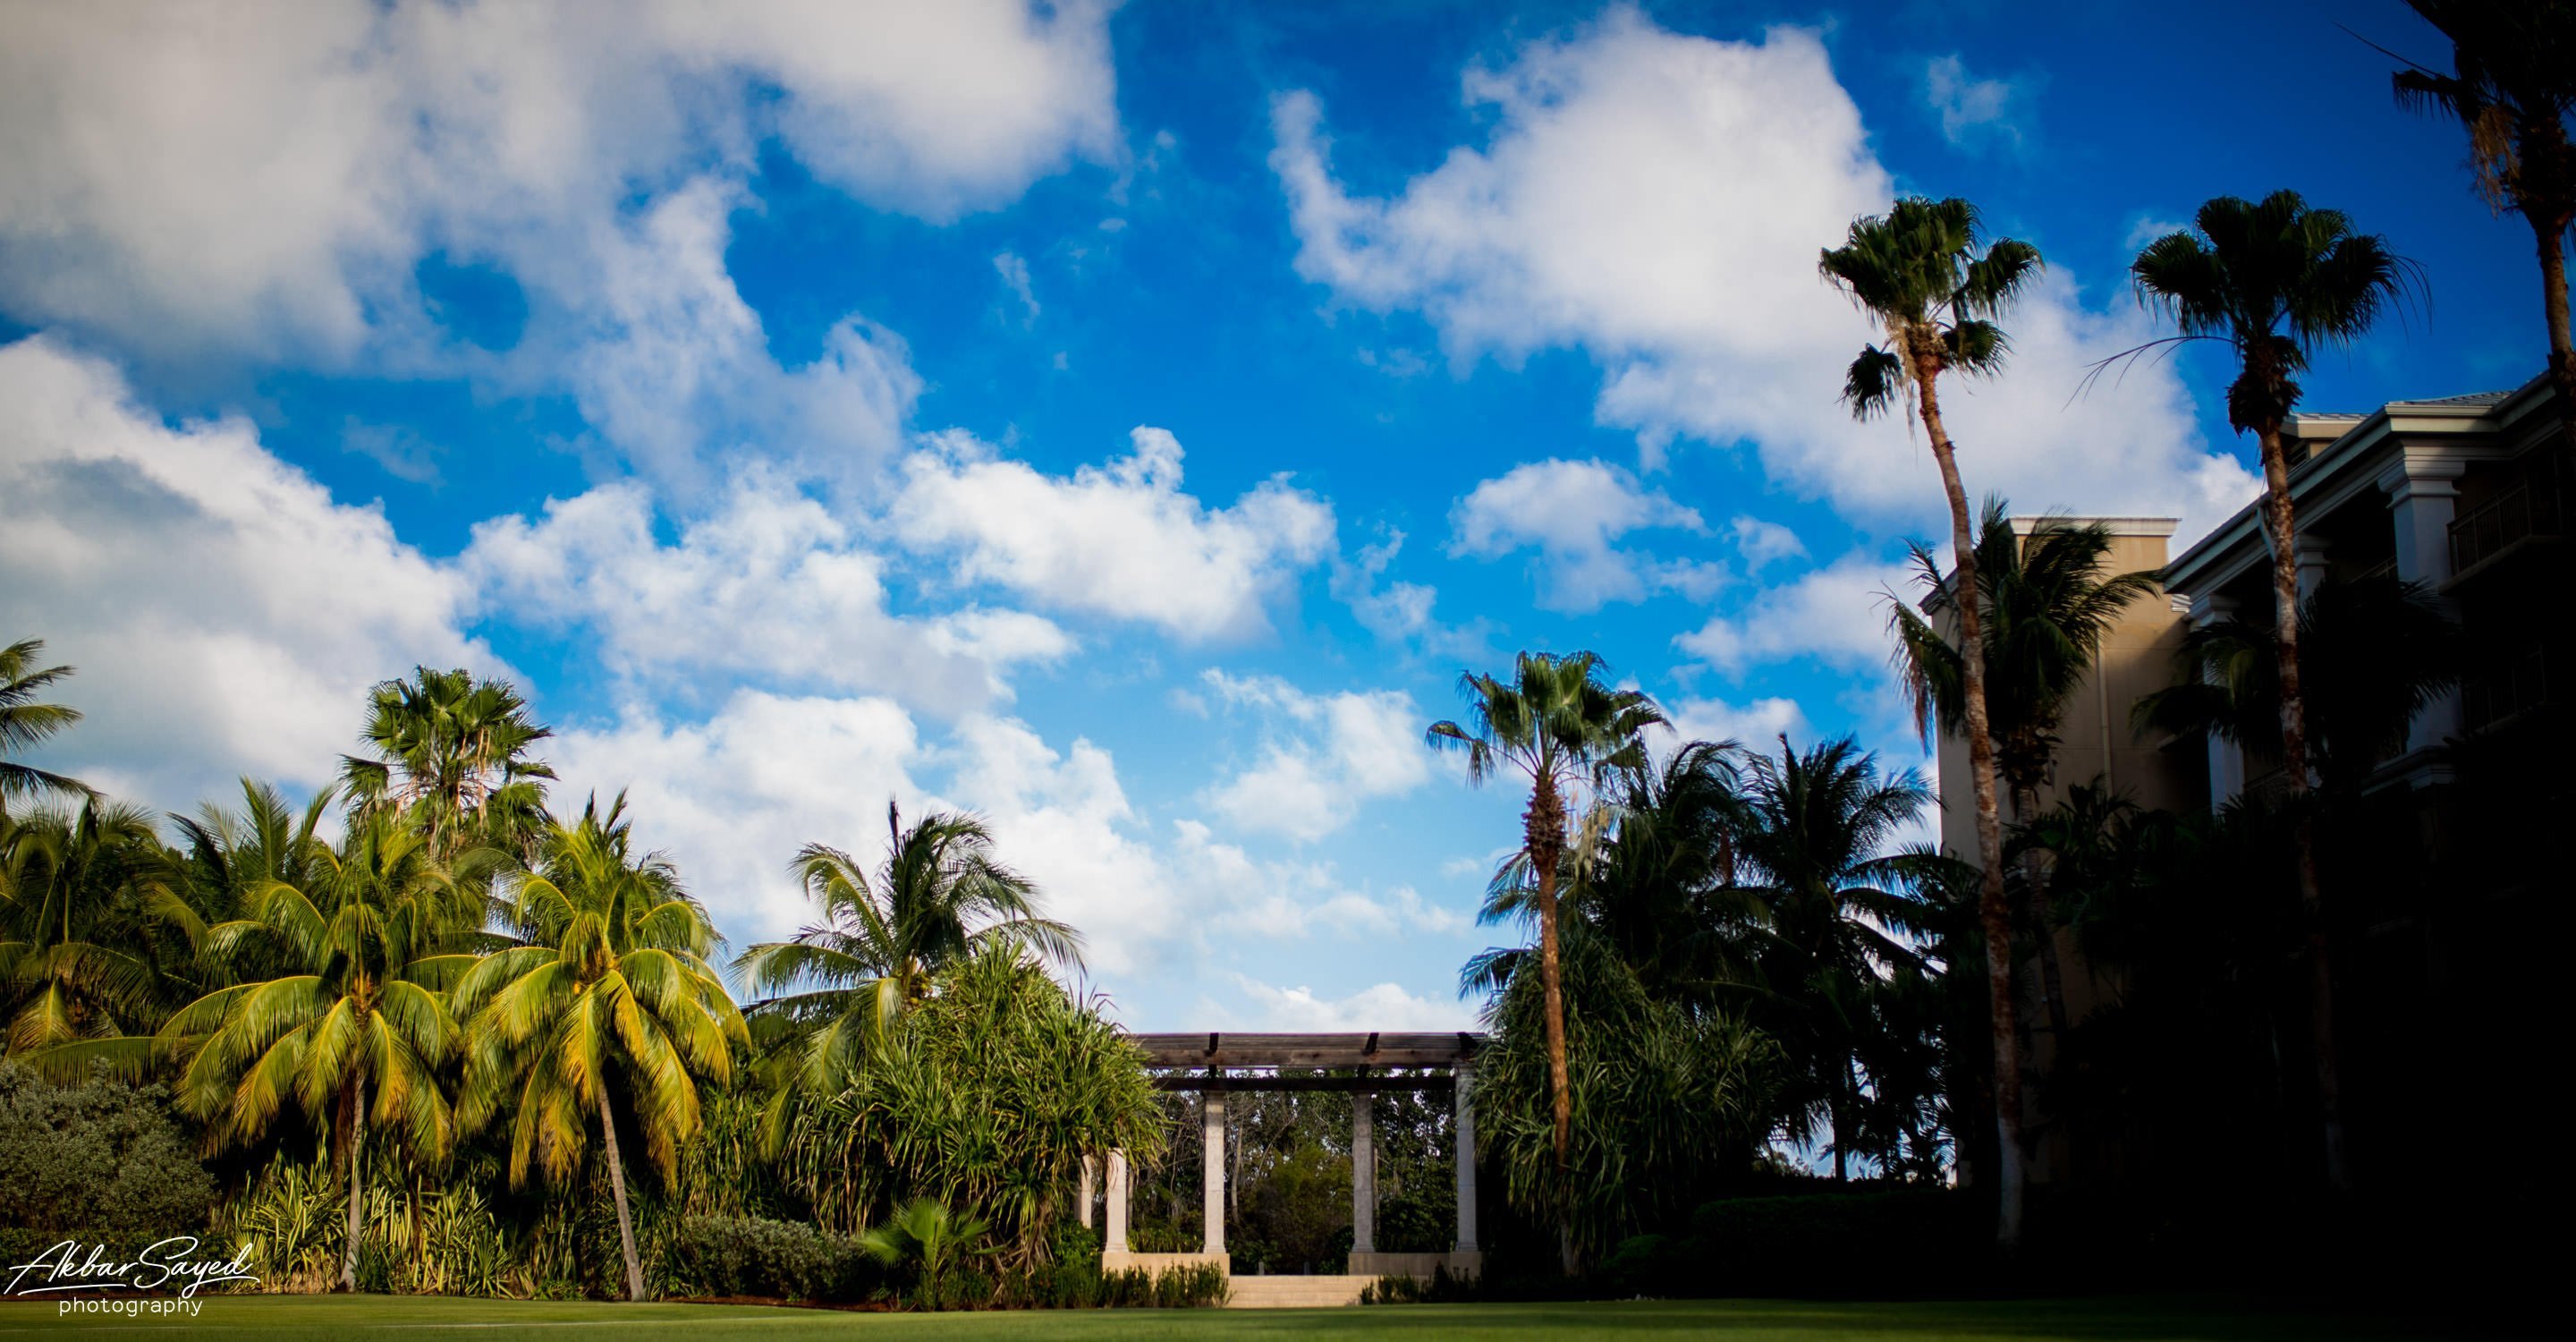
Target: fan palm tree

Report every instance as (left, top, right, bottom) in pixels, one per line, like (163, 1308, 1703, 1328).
(159, 807, 482, 1292)
(341, 667, 555, 861)
(1722, 737, 1943, 1181)
(734, 801, 1080, 1152)
(2389, 2, 2576, 440)
(0, 638, 91, 811)
(2130, 192, 2414, 1190)
(453, 795, 746, 1302)
(1428, 651, 1664, 1178)
(1821, 195, 2042, 1248)
(1888, 500, 2163, 1040)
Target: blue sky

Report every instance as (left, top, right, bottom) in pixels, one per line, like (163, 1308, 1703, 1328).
(0, 0, 2533, 1030)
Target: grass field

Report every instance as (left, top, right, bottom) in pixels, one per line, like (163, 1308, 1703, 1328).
(0, 1294, 2504, 1340)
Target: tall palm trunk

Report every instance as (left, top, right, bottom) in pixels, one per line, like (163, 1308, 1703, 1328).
(1914, 354, 2025, 1252)
(2252, 415, 2347, 1193)
(2531, 206, 2576, 446)
(1524, 772, 1572, 1171)
(338, 1068, 368, 1292)
(2011, 780, 2072, 1046)
(597, 1087, 648, 1301)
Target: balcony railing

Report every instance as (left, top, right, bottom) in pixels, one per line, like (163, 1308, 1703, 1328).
(2450, 457, 2569, 576)
(2463, 646, 2551, 734)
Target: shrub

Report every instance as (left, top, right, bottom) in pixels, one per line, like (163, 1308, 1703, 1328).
(0, 1062, 216, 1238)
(666, 1215, 869, 1301)
(1599, 1188, 1980, 1299)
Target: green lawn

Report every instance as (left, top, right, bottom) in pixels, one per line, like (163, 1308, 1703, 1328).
(0, 1295, 2501, 1341)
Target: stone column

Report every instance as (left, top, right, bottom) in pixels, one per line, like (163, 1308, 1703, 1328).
(2382, 459, 2467, 754)
(1201, 1085, 1226, 1257)
(1105, 1150, 1129, 1253)
(1351, 1086, 1376, 1255)
(1453, 1061, 1478, 1253)
(2189, 593, 2245, 805)
(1077, 1155, 1096, 1231)
(2293, 533, 2333, 603)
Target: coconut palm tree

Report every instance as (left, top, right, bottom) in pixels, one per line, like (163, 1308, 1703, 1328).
(1888, 500, 2163, 1041)
(0, 798, 184, 1052)
(1428, 651, 1665, 1181)
(160, 807, 481, 1292)
(341, 667, 555, 862)
(2389, 2, 2576, 440)
(0, 638, 91, 811)
(2130, 192, 2414, 1190)
(1821, 196, 2042, 1248)
(453, 795, 746, 1302)
(735, 801, 1080, 1152)
(1722, 737, 1943, 1181)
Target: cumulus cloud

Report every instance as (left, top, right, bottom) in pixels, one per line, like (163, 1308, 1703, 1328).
(0, 1, 1116, 497)
(1197, 671, 1433, 842)
(0, 0, 1118, 361)
(1215, 974, 1475, 1032)
(1729, 515, 1809, 572)
(1449, 458, 1713, 611)
(1675, 552, 1908, 676)
(462, 471, 1068, 717)
(0, 336, 488, 805)
(1270, 8, 2258, 543)
(893, 427, 1335, 641)
(1666, 694, 1810, 751)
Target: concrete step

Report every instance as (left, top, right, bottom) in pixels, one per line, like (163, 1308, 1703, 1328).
(1224, 1275, 1373, 1309)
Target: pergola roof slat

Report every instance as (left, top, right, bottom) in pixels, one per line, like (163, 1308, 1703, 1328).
(1122, 1030, 1486, 1069)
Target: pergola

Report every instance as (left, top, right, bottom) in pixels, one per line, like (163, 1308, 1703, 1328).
(1080, 1031, 1487, 1278)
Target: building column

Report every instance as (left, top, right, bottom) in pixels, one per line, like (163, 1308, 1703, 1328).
(1453, 1060, 1479, 1254)
(2382, 459, 2468, 754)
(1201, 1084, 1226, 1257)
(1077, 1155, 1096, 1231)
(2293, 533, 2333, 603)
(1351, 1085, 1376, 1255)
(1105, 1150, 1129, 1254)
(2189, 593, 2246, 805)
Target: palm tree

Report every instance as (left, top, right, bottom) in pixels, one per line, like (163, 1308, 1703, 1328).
(1428, 651, 1664, 1180)
(1888, 500, 2163, 1041)
(1722, 737, 1943, 1181)
(453, 795, 746, 1302)
(735, 801, 1080, 1151)
(161, 807, 481, 1292)
(2389, 3, 2576, 442)
(341, 667, 555, 861)
(2135, 576, 2460, 801)
(0, 638, 91, 811)
(2131, 192, 2414, 1191)
(0, 798, 184, 1051)
(1821, 196, 2042, 1248)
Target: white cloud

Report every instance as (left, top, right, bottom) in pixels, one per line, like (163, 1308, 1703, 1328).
(0, 0, 1118, 361)
(892, 427, 1335, 641)
(551, 179, 924, 497)
(1729, 515, 1809, 572)
(0, 336, 488, 806)
(1198, 671, 1433, 841)
(1173, 822, 1468, 942)
(1676, 552, 1907, 676)
(1666, 694, 1809, 750)
(994, 251, 1040, 323)
(1270, 8, 2258, 543)
(1449, 458, 1708, 611)
(1215, 973, 1474, 1032)
(462, 471, 1068, 717)
(1923, 54, 2025, 150)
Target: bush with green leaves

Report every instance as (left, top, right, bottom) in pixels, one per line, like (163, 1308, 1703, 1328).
(1598, 1188, 1979, 1299)
(666, 1215, 869, 1301)
(1476, 932, 1781, 1265)
(0, 1062, 216, 1238)
(782, 947, 1165, 1267)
